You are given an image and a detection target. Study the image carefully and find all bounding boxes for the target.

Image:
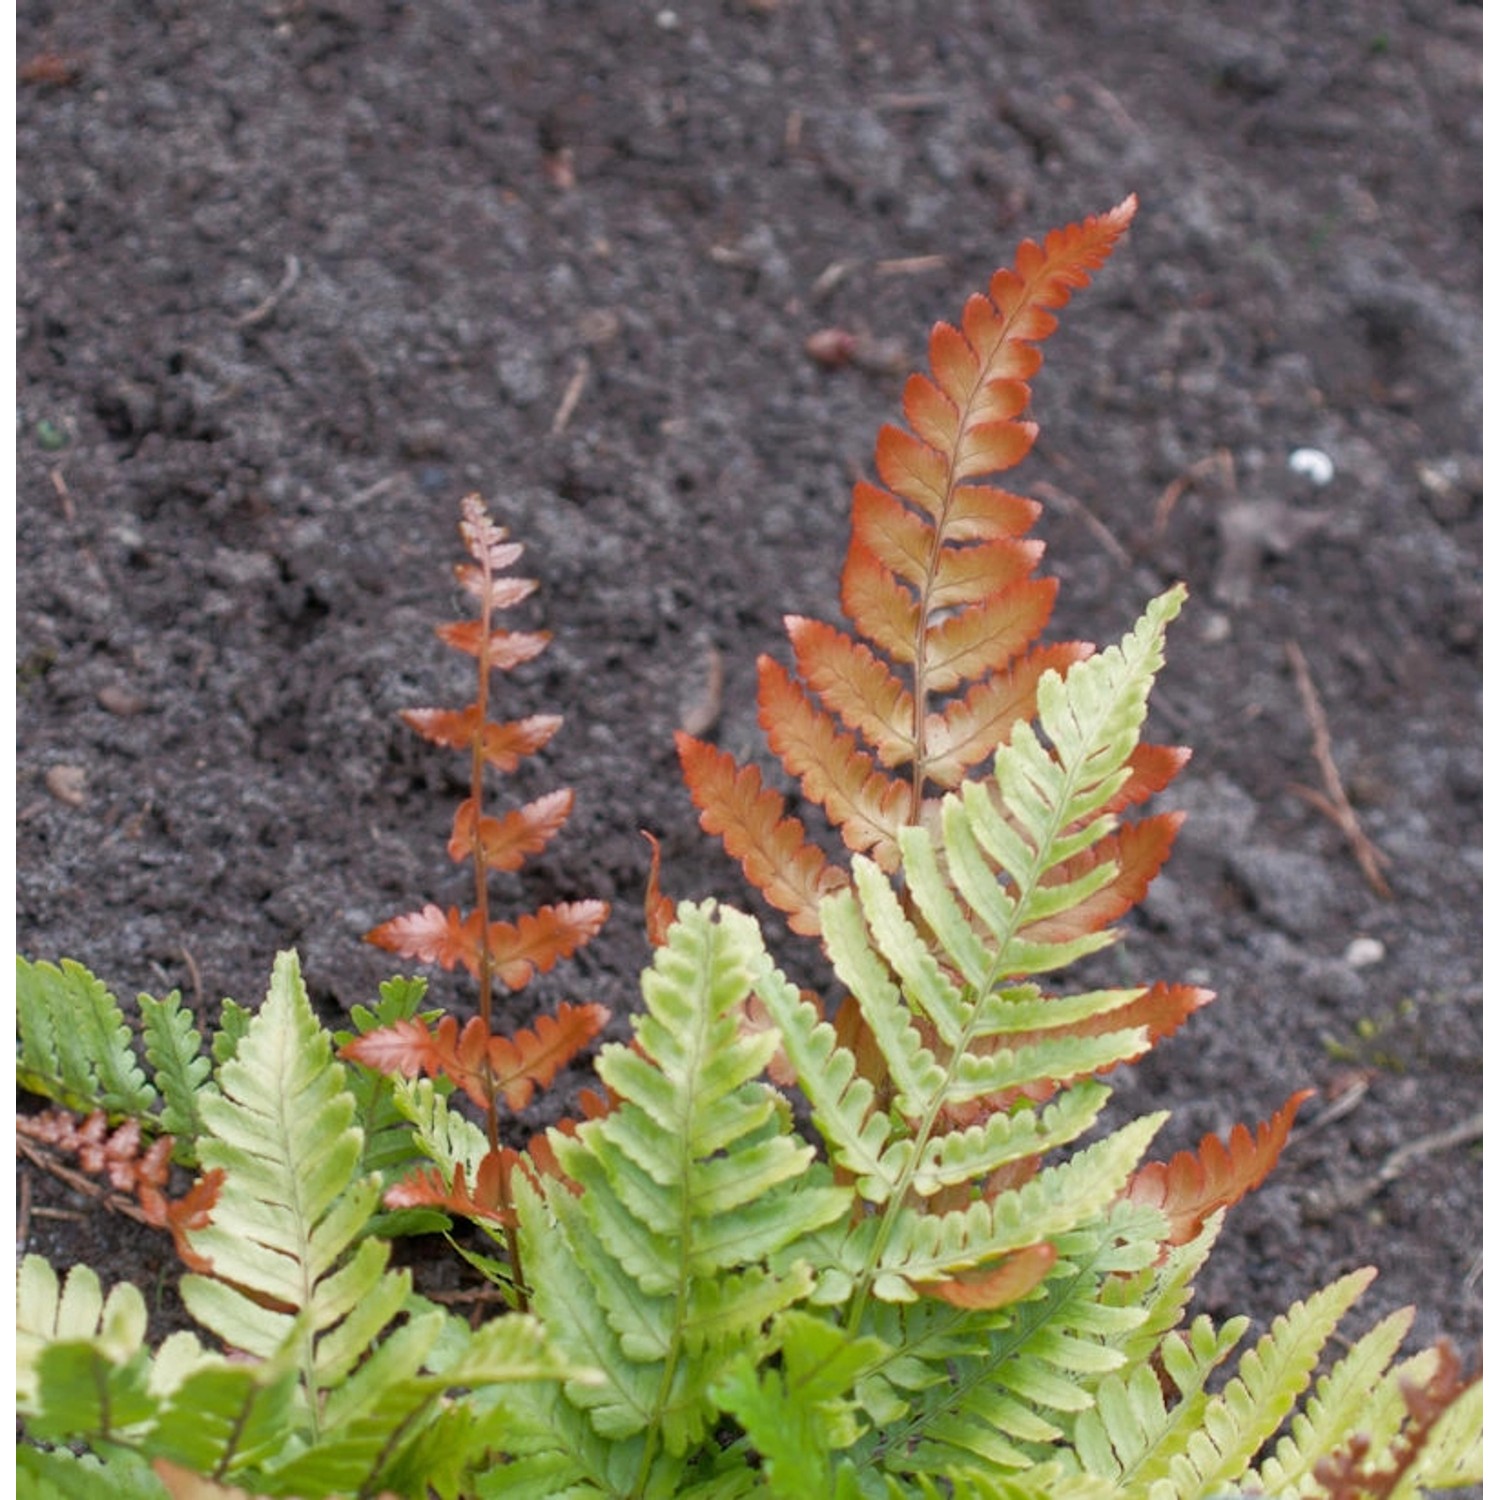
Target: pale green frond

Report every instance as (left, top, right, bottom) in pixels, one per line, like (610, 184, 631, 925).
(1253, 1304, 1414, 1495)
(910, 1082, 1110, 1197)
(749, 952, 905, 1201)
(180, 951, 411, 1414)
(1156, 1268, 1375, 1500)
(17, 957, 157, 1118)
(392, 1073, 490, 1181)
(867, 1116, 1164, 1299)
(823, 883, 947, 1117)
(860, 1212, 1160, 1481)
(1072, 1313, 1248, 1490)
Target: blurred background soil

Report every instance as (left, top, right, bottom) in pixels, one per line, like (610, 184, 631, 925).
(17, 1, 1480, 1366)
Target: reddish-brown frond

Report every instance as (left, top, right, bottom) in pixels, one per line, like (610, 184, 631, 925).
(919, 576, 1058, 694)
(344, 1003, 608, 1114)
(641, 831, 678, 948)
(340, 1016, 450, 1080)
(786, 616, 916, 768)
(1125, 1088, 1315, 1245)
(447, 789, 575, 870)
(918, 1241, 1057, 1310)
(677, 732, 845, 936)
(840, 537, 920, 664)
(925, 641, 1090, 787)
(486, 902, 611, 991)
(454, 564, 537, 611)
(848, 479, 937, 590)
(758, 656, 913, 867)
(928, 536, 1044, 611)
(384, 1152, 515, 1227)
(942, 483, 1043, 543)
(487, 1000, 611, 1110)
(365, 904, 484, 973)
(1019, 813, 1183, 945)
(1106, 744, 1192, 814)
(434, 621, 551, 670)
(400, 707, 563, 771)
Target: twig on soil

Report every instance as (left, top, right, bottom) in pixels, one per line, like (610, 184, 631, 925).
(1305, 1114, 1483, 1221)
(15, 1136, 156, 1230)
(179, 943, 205, 1023)
(1285, 640, 1393, 899)
(18, 1167, 32, 1255)
(1153, 447, 1235, 538)
(48, 465, 75, 524)
(232, 253, 302, 329)
(1031, 480, 1131, 566)
(550, 356, 590, 435)
(874, 254, 948, 277)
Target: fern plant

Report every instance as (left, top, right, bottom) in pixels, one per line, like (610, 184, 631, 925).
(17, 203, 1481, 1499)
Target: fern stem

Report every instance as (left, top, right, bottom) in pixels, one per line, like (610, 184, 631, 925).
(468, 520, 530, 1311)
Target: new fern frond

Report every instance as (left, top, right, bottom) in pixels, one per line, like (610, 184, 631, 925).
(346, 494, 612, 1303)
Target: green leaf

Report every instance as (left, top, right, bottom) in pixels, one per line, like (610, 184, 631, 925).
(17, 957, 156, 1117)
(139, 990, 212, 1163)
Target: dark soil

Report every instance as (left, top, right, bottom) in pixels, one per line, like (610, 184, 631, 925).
(18, 0, 1479, 1390)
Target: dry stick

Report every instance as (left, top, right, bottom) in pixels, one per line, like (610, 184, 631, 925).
(550, 356, 589, 435)
(232, 253, 302, 329)
(1284, 640, 1393, 898)
(17, 1167, 32, 1255)
(15, 1137, 155, 1229)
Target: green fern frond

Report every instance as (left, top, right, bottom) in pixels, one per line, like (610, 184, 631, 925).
(139, 989, 212, 1163)
(1147, 1267, 1375, 1500)
(181, 950, 399, 1387)
(1251, 1303, 1415, 1495)
(513, 902, 850, 1466)
(17, 957, 157, 1119)
(858, 1208, 1162, 1478)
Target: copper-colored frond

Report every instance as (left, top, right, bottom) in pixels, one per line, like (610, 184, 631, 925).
(840, 537, 920, 666)
(447, 788, 575, 871)
(1125, 1087, 1314, 1245)
(785, 615, 916, 768)
(919, 575, 1058, 694)
(676, 732, 844, 936)
(401, 707, 562, 772)
(434, 621, 551, 670)
(485, 901, 610, 992)
(758, 655, 912, 867)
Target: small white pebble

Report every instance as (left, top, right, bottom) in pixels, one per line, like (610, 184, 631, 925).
(1344, 936, 1386, 969)
(1199, 611, 1232, 644)
(1288, 446, 1335, 486)
(655, 8, 680, 28)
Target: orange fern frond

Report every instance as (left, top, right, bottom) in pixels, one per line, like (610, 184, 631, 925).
(918, 1241, 1057, 1310)
(343, 1001, 608, 1114)
(433, 620, 551, 670)
(676, 732, 846, 936)
(399, 706, 562, 773)
(484, 902, 610, 991)
(1125, 1088, 1315, 1245)
(679, 200, 1140, 928)
(757, 656, 913, 866)
(384, 1152, 516, 1228)
(446, 788, 575, 870)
